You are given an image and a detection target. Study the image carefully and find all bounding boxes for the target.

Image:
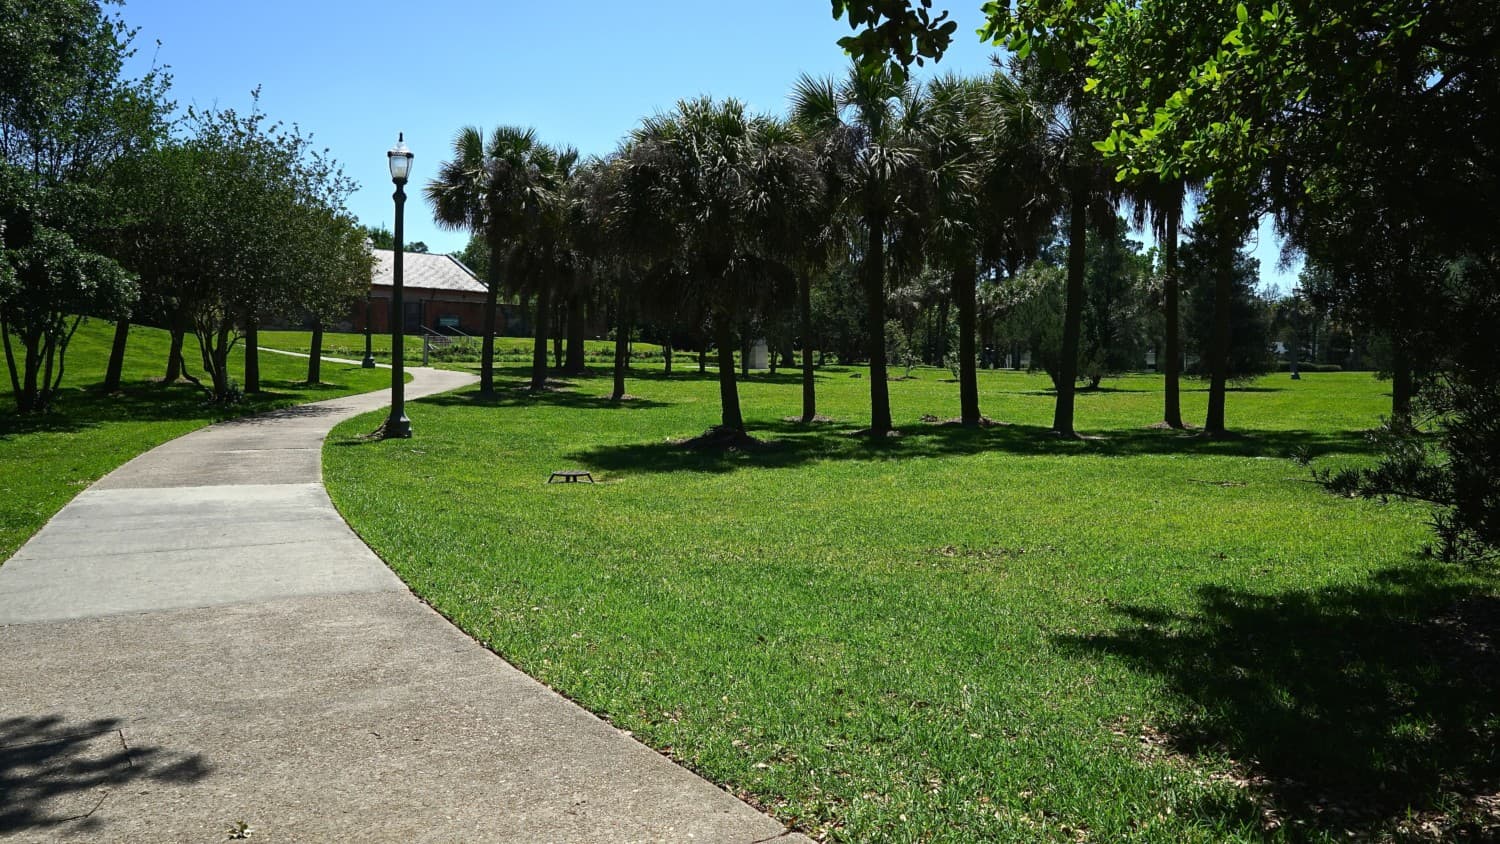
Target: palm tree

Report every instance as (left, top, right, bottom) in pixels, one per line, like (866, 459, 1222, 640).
(910, 70, 1062, 426)
(624, 97, 810, 434)
(911, 74, 984, 422)
(425, 125, 546, 395)
(792, 65, 926, 436)
(1129, 175, 1191, 428)
(503, 143, 580, 391)
(751, 111, 834, 423)
(569, 154, 640, 402)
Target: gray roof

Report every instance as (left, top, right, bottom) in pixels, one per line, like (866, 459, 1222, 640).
(371, 249, 487, 294)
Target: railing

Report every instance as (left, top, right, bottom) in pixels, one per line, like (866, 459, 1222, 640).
(420, 326, 474, 365)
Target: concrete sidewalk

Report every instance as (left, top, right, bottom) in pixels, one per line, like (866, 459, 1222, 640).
(0, 368, 807, 843)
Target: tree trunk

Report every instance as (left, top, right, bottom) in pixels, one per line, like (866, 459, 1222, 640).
(244, 320, 260, 393)
(714, 314, 743, 431)
(479, 245, 502, 395)
(1052, 177, 1087, 437)
(307, 318, 324, 385)
(18, 330, 40, 413)
(936, 296, 951, 367)
(1391, 335, 1413, 423)
(165, 308, 187, 383)
(551, 296, 564, 371)
(864, 213, 892, 434)
(530, 285, 552, 391)
(1, 313, 21, 397)
(955, 256, 981, 425)
(663, 342, 673, 375)
(198, 319, 235, 401)
(698, 345, 707, 373)
(565, 293, 587, 374)
(799, 272, 816, 422)
(1204, 231, 1234, 436)
(740, 333, 750, 378)
(611, 291, 630, 402)
(214, 327, 231, 399)
(1162, 205, 1185, 428)
(104, 319, 130, 391)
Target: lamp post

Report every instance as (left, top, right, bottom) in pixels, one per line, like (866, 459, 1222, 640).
(361, 294, 376, 368)
(383, 133, 414, 439)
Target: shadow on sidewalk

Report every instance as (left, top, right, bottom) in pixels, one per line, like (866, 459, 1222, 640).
(0, 715, 210, 835)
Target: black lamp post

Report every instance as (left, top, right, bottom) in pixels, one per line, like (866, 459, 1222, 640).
(383, 133, 414, 439)
(361, 294, 376, 368)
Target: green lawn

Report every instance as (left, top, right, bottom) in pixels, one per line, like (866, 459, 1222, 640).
(324, 365, 1498, 842)
(0, 320, 392, 562)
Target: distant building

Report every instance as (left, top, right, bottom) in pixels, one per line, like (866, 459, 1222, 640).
(351, 249, 528, 335)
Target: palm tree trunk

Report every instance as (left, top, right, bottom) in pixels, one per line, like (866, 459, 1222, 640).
(936, 296, 951, 367)
(307, 318, 324, 385)
(244, 319, 260, 394)
(530, 285, 552, 391)
(799, 271, 816, 422)
(480, 245, 502, 395)
(956, 256, 981, 425)
(663, 342, 673, 375)
(1204, 232, 1234, 436)
(1053, 178, 1088, 437)
(104, 319, 130, 391)
(611, 290, 630, 401)
(551, 300, 564, 371)
(865, 213, 892, 435)
(1163, 205, 1185, 428)
(565, 293, 586, 374)
(714, 314, 743, 431)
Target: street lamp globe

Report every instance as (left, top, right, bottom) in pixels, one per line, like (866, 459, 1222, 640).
(388, 133, 413, 183)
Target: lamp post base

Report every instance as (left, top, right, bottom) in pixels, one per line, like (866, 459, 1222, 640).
(381, 414, 412, 439)
(361, 355, 377, 369)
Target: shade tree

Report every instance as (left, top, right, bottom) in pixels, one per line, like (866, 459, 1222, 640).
(0, 0, 169, 412)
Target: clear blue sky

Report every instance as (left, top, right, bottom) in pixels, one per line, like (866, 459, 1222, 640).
(121, 0, 1298, 291)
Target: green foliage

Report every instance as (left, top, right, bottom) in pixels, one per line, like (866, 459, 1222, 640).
(0, 0, 168, 413)
(0, 174, 136, 411)
(363, 225, 427, 253)
(1178, 222, 1274, 381)
(1080, 222, 1151, 384)
(1002, 260, 1067, 382)
(830, 0, 958, 81)
(110, 94, 367, 402)
(882, 318, 916, 376)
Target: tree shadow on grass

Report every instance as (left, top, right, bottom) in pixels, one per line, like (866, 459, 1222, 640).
(568, 419, 1373, 476)
(0, 714, 210, 835)
(418, 385, 669, 412)
(1058, 565, 1500, 838)
(0, 371, 379, 442)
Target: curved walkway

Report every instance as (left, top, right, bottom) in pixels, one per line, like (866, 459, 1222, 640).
(0, 367, 806, 843)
